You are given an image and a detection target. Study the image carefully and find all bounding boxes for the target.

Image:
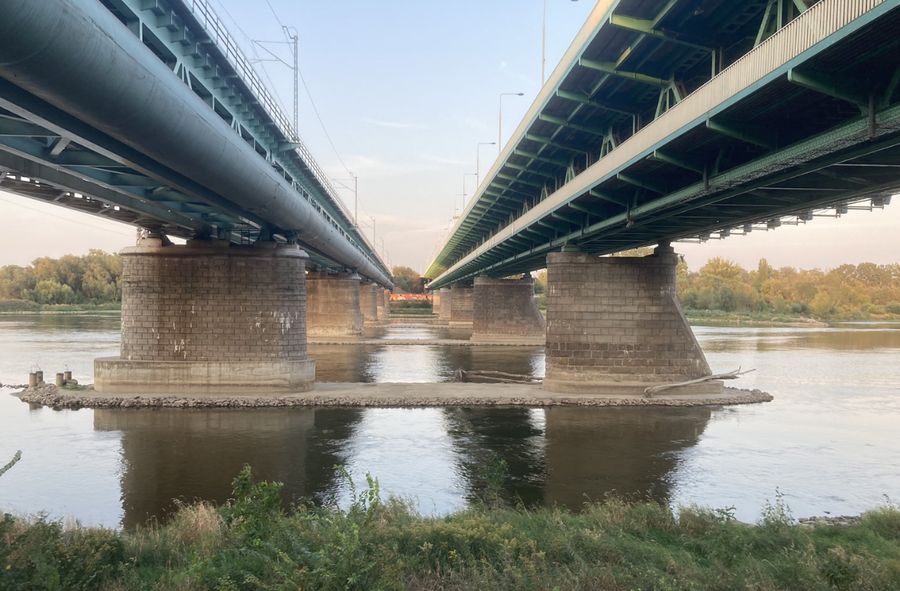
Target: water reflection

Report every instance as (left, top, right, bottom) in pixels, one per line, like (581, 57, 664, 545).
(700, 326, 900, 352)
(94, 408, 363, 529)
(309, 342, 544, 383)
(443, 408, 546, 506)
(544, 407, 711, 508)
(1, 316, 898, 529)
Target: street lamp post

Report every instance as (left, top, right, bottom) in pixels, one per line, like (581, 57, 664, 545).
(542, 0, 579, 84)
(498, 92, 525, 151)
(476, 141, 497, 187)
(461, 172, 478, 212)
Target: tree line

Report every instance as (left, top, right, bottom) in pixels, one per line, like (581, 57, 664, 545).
(677, 257, 900, 320)
(0, 250, 122, 306)
(1, 252, 898, 320)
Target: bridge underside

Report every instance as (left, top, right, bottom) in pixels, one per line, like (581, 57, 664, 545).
(0, 89, 358, 275)
(427, 1, 900, 288)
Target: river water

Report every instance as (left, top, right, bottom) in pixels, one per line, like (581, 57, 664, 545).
(0, 314, 898, 529)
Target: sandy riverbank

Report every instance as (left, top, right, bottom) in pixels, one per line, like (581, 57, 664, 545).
(13, 382, 773, 409)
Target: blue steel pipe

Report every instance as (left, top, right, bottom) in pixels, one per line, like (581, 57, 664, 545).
(0, 0, 392, 288)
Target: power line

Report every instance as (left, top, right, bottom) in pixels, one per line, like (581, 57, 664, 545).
(0, 194, 135, 238)
(250, 0, 353, 177)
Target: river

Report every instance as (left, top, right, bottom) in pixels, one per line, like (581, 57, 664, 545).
(0, 313, 898, 529)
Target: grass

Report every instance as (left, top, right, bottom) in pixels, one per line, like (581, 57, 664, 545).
(2, 467, 899, 590)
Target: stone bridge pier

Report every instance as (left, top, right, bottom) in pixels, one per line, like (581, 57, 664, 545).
(471, 276, 545, 344)
(306, 270, 363, 337)
(448, 282, 474, 333)
(359, 282, 380, 326)
(543, 243, 721, 396)
(94, 237, 315, 394)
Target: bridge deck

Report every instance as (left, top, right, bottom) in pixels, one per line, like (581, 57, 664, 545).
(426, 0, 900, 288)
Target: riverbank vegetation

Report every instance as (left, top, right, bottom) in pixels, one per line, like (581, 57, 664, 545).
(0, 250, 121, 309)
(2, 467, 899, 590)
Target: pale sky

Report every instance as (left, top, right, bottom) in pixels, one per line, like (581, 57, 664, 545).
(1, 0, 897, 273)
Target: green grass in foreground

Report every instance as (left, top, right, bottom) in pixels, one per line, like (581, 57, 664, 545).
(2, 467, 899, 590)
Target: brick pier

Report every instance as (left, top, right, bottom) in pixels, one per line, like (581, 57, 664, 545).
(543, 244, 720, 395)
(94, 237, 315, 394)
(359, 282, 380, 325)
(448, 283, 474, 331)
(471, 276, 545, 344)
(306, 270, 363, 337)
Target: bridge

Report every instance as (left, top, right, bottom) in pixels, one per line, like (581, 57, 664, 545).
(426, 0, 900, 393)
(0, 0, 393, 393)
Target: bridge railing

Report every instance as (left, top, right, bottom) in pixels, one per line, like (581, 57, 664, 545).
(183, 0, 385, 270)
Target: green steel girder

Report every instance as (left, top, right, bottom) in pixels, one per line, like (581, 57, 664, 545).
(426, 0, 898, 283)
(496, 172, 543, 189)
(554, 89, 637, 117)
(650, 149, 705, 174)
(524, 133, 586, 153)
(607, 13, 714, 51)
(706, 118, 777, 150)
(617, 172, 666, 194)
(787, 67, 869, 111)
(538, 113, 610, 137)
(512, 149, 570, 167)
(503, 160, 557, 180)
(0, 117, 57, 137)
(551, 210, 581, 226)
(432, 97, 900, 287)
(577, 58, 671, 88)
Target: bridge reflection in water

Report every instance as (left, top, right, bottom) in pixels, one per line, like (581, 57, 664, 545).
(93, 408, 363, 530)
(93, 402, 711, 528)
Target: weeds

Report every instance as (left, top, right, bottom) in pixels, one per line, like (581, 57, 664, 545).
(2, 469, 900, 590)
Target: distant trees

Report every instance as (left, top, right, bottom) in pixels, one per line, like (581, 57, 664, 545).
(391, 266, 424, 294)
(678, 257, 900, 320)
(0, 250, 122, 306)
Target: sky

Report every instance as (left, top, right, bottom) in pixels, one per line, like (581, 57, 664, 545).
(1, 0, 898, 272)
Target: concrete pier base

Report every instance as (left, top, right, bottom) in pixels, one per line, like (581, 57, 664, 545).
(543, 245, 721, 396)
(307, 271, 363, 337)
(472, 276, 545, 344)
(359, 282, 380, 325)
(448, 284, 474, 330)
(437, 288, 451, 323)
(94, 238, 315, 394)
(375, 288, 387, 322)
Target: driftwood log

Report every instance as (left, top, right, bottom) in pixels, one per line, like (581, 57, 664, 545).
(643, 368, 755, 398)
(454, 370, 541, 384)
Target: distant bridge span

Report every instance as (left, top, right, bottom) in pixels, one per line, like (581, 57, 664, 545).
(426, 0, 900, 289)
(0, 0, 391, 287)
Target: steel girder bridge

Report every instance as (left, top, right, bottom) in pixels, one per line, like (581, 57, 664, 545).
(426, 0, 900, 289)
(0, 0, 392, 287)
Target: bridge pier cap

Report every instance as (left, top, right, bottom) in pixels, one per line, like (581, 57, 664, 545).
(543, 245, 721, 396)
(94, 238, 315, 394)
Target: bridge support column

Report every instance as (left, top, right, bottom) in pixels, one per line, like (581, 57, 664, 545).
(448, 283, 474, 331)
(437, 288, 452, 323)
(375, 287, 387, 322)
(359, 282, 379, 325)
(94, 237, 315, 394)
(543, 244, 721, 395)
(472, 276, 545, 344)
(306, 271, 363, 337)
